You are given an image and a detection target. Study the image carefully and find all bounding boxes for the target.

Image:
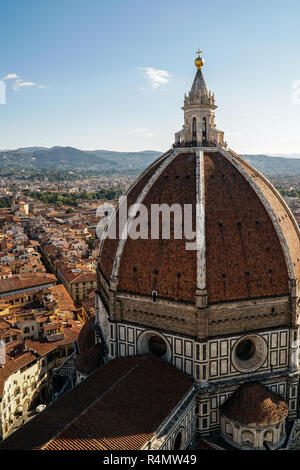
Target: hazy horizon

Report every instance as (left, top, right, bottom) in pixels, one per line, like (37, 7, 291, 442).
(1, 0, 300, 155)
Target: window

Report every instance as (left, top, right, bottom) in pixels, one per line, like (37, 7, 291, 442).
(173, 430, 185, 450)
(192, 117, 197, 140)
(225, 422, 233, 437)
(233, 335, 267, 373)
(196, 344, 200, 361)
(236, 340, 255, 361)
(148, 335, 167, 357)
(202, 117, 207, 143)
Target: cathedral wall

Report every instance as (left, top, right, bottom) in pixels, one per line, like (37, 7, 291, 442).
(157, 395, 197, 450)
(104, 314, 291, 383)
(114, 293, 198, 337)
(207, 296, 290, 337)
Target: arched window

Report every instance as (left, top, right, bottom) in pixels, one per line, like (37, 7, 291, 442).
(241, 430, 254, 447)
(192, 117, 197, 141)
(225, 421, 233, 437)
(173, 430, 185, 450)
(202, 117, 207, 144)
(264, 429, 273, 444)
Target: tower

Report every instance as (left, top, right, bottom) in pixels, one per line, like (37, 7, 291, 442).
(175, 49, 224, 148)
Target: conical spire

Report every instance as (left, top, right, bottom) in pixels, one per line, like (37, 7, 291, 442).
(185, 49, 211, 105)
(190, 68, 209, 99)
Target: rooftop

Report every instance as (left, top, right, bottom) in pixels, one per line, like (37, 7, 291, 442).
(0, 354, 193, 450)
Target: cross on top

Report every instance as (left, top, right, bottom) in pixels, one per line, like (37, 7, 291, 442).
(195, 49, 203, 57)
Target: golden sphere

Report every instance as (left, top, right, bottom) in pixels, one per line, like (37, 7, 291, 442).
(195, 56, 204, 70)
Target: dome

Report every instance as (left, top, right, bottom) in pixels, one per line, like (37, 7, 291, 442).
(220, 382, 288, 427)
(98, 148, 300, 306)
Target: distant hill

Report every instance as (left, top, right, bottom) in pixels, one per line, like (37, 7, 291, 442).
(0, 146, 299, 176)
(0, 146, 162, 172)
(241, 154, 300, 176)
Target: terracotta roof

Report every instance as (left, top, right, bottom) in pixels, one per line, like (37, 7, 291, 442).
(0, 273, 57, 296)
(204, 151, 289, 302)
(100, 151, 171, 284)
(44, 284, 76, 312)
(25, 328, 78, 355)
(229, 150, 300, 284)
(81, 297, 95, 317)
(99, 150, 297, 305)
(118, 152, 196, 303)
(220, 382, 289, 427)
(0, 355, 193, 450)
(69, 272, 96, 284)
(42, 322, 61, 332)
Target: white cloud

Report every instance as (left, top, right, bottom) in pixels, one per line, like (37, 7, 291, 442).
(12, 79, 36, 91)
(1, 74, 48, 91)
(129, 128, 156, 137)
(2, 74, 19, 81)
(139, 67, 170, 89)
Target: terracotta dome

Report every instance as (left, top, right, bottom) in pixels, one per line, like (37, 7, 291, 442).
(99, 148, 300, 305)
(220, 382, 289, 427)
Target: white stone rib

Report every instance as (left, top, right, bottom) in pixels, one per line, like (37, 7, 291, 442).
(217, 148, 296, 283)
(111, 148, 183, 282)
(98, 149, 173, 266)
(195, 148, 206, 290)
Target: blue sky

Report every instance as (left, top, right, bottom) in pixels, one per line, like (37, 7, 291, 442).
(1, 0, 300, 154)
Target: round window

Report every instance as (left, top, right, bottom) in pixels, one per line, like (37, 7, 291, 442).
(148, 335, 167, 357)
(232, 335, 267, 373)
(137, 330, 171, 362)
(236, 339, 256, 361)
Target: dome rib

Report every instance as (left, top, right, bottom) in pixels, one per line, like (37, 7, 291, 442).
(98, 149, 172, 284)
(110, 148, 184, 285)
(220, 148, 298, 287)
(98, 147, 297, 308)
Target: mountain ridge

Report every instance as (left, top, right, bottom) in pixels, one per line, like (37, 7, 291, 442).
(0, 146, 299, 176)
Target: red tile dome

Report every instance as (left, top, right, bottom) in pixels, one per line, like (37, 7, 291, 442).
(220, 382, 288, 427)
(98, 148, 299, 306)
